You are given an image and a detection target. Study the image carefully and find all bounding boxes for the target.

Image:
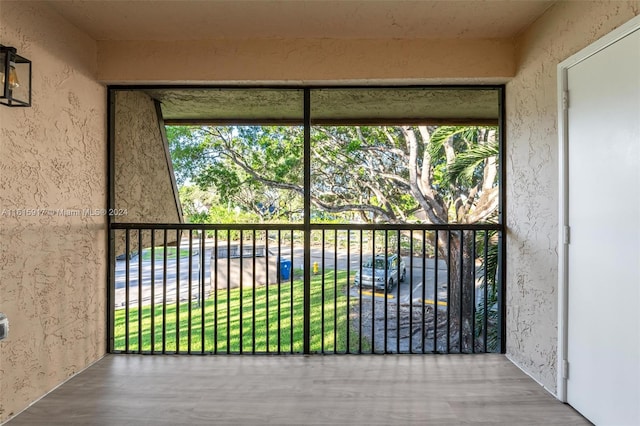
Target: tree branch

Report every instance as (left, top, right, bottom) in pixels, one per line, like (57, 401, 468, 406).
(223, 144, 395, 221)
(402, 126, 447, 224)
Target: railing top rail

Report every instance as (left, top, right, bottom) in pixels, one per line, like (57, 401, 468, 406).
(110, 222, 503, 231)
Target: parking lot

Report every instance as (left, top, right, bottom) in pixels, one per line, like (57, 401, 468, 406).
(113, 241, 450, 308)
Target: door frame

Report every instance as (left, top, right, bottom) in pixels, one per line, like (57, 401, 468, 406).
(557, 14, 640, 403)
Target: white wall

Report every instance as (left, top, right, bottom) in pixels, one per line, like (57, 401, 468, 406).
(505, 0, 640, 393)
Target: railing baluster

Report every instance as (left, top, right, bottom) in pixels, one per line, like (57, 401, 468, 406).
(265, 229, 270, 353)
(498, 230, 505, 353)
(238, 229, 244, 354)
(252, 229, 256, 354)
(433, 230, 439, 353)
(409, 230, 414, 354)
(226, 233, 231, 354)
(371, 230, 376, 353)
(162, 229, 168, 354)
(176, 229, 181, 353)
(333, 229, 338, 354)
(384, 230, 388, 353)
(346, 229, 351, 354)
(321, 229, 325, 354)
(459, 230, 464, 354)
(150, 230, 155, 354)
(446, 230, 451, 353)
(200, 230, 206, 354)
(277, 229, 281, 354)
(289, 230, 294, 353)
(358, 230, 363, 354)
(137, 229, 143, 353)
(483, 230, 489, 353)
(124, 229, 130, 353)
(396, 229, 400, 354)
(472, 230, 477, 354)
(213, 229, 218, 354)
(421, 230, 426, 354)
(188, 229, 193, 354)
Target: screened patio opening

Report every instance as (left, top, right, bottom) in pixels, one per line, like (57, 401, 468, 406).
(108, 86, 504, 355)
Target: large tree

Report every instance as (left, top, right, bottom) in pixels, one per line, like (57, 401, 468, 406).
(168, 124, 499, 351)
(168, 125, 498, 223)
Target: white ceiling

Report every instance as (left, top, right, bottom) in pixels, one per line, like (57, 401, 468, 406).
(43, 0, 556, 41)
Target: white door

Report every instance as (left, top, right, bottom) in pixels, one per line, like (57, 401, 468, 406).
(564, 24, 640, 425)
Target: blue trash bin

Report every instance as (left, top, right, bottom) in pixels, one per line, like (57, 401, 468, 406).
(279, 259, 292, 281)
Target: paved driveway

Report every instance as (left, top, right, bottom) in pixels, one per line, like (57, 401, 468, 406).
(114, 242, 451, 308)
(114, 247, 211, 307)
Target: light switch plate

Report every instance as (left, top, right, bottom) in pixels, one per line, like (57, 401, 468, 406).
(0, 312, 8, 340)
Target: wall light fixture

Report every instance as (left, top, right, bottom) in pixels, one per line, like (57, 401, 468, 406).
(1, 44, 31, 107)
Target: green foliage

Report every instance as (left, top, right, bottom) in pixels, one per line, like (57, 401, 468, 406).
(196, 163, 243, 204)
(446, 143, 498, 187)
(397, 193, 419, 213)
(427, 126, 476, 161)
(178, 185, 216, 220)
(207, 205, 258, 224)
(168, 125, 305, 222)
(166, 126, 210, 186)
(167, 123, 499, 225)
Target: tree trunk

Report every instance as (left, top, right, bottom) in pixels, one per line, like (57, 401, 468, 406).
(436, 230, 476, 353)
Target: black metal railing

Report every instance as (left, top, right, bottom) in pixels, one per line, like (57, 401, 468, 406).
(108, 223, 504, 354)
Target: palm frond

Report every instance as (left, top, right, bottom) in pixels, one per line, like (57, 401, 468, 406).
(427, 126, 471, 159)
(445, 142, 498, 185)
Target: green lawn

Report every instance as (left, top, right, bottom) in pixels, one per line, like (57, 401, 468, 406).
(114, 270, 369, 353)
(140, 246, 192, 261)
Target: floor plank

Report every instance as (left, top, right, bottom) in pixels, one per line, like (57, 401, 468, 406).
(6, 354, 589, 425)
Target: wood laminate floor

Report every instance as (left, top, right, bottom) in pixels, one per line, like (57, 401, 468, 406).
(6, 354, 589, 425)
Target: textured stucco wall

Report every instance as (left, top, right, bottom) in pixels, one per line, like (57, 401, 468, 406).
(1, 2, 638, 421)
(98, 38, 515, 84)
(505, 0, 640, 393)
(113, 90, 182, 226)
(0, 2, 107, 423)
(113, 91, 182, 257)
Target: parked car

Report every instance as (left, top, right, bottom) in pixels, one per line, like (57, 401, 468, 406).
(354, 254, 406, 291)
